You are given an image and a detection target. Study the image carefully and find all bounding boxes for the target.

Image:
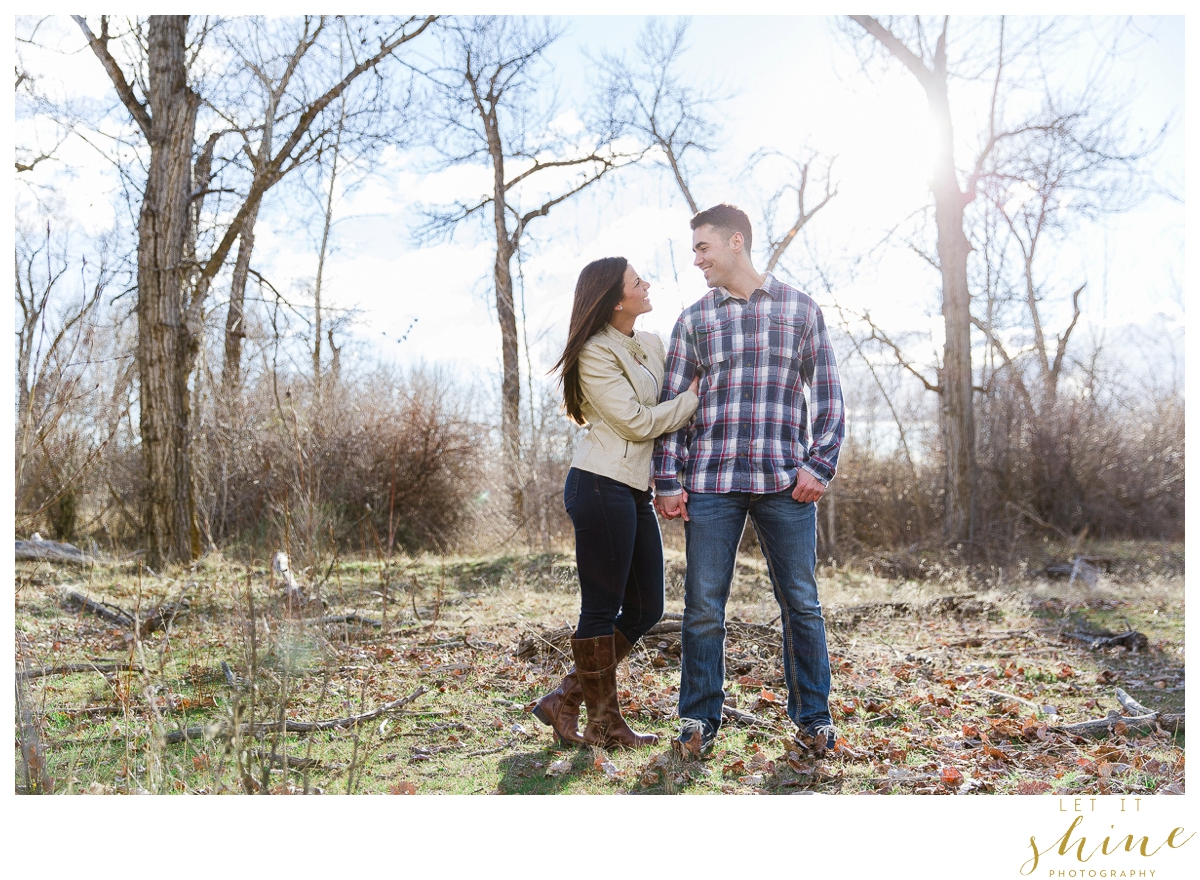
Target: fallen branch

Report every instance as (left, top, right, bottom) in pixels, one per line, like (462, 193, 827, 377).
(1061, 629, 1149, 652)
(303, 612, 382, 627)
(20, 661, 143, 679)
(58, 588, 189, 637)
(915, 630, 1031, 651)
(722, 704, 774, 728)
(1052, 691, 1185, 740)
(163, 685, 428, 744)
(17, 537, 98, 566)
(59, 589, 135, 628)
(1054, 712, 1183, 739)
(826, 594, 994, 628)
(1114, 687, 1152, 716)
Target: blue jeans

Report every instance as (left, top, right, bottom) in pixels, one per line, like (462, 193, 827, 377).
(679, 490, 832, 735)
(564, 468, 664, 644)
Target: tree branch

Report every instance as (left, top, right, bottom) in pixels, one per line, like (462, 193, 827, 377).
(861, 310, 941, 394)
(196, 16, 437, 290)
(73, 16, 152, 138)
(849, 16, 934, 89)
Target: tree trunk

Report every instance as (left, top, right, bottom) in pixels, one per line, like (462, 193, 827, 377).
(927, 61, 976, 545)
(222, 203, 259, 389)
(312, 118, 343, 403)
(138, 15, 201, 568)
(486, 126, 523, 513)
(850, 16, 979, 546)
(932, 175, 976, 544)
(494, 227, 522, 511)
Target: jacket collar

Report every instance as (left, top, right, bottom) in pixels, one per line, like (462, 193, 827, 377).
(601, 323, 648, 363)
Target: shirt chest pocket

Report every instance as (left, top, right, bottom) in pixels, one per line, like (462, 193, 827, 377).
(767, 315, 806, 370)
(695, 316, 738, 369)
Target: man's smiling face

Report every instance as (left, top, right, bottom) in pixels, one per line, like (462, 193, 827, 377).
(692, 223, 739, 289)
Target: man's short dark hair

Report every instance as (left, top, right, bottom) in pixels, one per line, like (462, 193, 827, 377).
(691, 203, 753, 252)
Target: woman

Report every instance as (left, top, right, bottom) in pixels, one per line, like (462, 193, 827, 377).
(532, 257, 699, 749)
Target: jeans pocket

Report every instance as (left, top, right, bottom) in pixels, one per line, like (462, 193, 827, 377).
(563, 468, 580, 508)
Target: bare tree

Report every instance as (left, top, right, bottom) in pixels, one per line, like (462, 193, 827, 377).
(845, 15, 1154, 545)
(14, 223, 118, 534)
(595, 17, 722, 213)
(72, 14, 435, 566)
(973, 107, 1146, 406)
(424, 16, 644, 513)
(750, 149, 839, 274)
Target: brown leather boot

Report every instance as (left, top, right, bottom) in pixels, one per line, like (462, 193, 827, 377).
(532, 631, 637, 746)
(573, 634, 657, 749)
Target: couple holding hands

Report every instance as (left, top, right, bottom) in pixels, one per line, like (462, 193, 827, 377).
(532, 203, 845, 759)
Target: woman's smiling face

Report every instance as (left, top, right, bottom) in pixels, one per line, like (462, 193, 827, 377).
(615, 264, 652, 317)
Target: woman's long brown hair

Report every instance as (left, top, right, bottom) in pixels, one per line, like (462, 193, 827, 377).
(551, 256, 628, 426)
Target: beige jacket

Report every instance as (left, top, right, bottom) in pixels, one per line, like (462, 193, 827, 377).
(571, 324, 699, 490)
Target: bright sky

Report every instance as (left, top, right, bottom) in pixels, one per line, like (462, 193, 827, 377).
(14, 15, 1186, 394)
(296, 15, 1185, 393)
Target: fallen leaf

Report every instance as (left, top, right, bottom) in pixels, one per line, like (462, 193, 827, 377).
(390, 781, 418, 795)
(940, 766, 964, 787)
(545, 760, 572, 778)
(1016, 780, 1052, 795)
(722, 759, 746, 777)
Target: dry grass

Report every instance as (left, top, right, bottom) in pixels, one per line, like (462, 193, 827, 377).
(13, 542, 1184, 795)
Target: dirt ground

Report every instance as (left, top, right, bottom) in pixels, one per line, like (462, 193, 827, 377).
(14, 541, 1185, 795)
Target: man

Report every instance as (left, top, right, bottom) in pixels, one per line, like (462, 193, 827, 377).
(653, 203, 845, 758)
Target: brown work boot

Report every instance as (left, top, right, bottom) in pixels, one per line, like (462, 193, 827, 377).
(531, 631, 637, 746)
(573, 634, 657, 749)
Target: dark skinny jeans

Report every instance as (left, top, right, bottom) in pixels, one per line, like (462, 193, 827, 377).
(564, 467, 664, 644)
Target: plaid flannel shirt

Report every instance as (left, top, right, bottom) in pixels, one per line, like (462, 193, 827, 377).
(653, 272, 844, 496)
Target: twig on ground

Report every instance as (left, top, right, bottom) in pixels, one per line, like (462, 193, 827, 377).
(304, 612, 382, 627)
(722, 703, 774, 728)
(247, 748, 325, 770)
(164, 685, 428, 744)
(1114, 687, 1153, 716)
(981, 688, 1044, 711)
(19, 661, 144, 679)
